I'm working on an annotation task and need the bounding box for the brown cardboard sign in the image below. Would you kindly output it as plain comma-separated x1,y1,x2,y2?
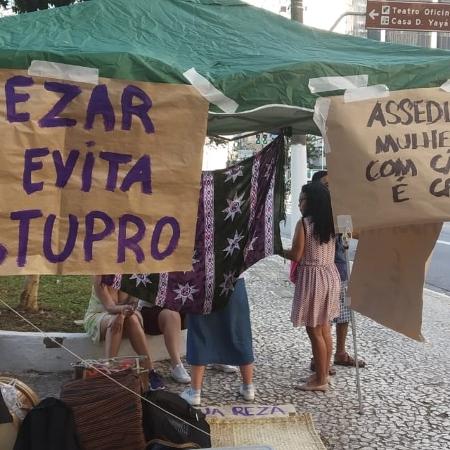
366,0,450,32
324,87,450,232
348,222,442,341
0,69,208,274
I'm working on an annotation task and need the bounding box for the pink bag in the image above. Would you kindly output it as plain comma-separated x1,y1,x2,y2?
289,260,299,284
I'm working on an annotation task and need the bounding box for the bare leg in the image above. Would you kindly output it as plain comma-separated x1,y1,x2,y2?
190,365,206,391
335,322,348,355
239,363,253,385
101,315,123,358
306,326,328,386
123,314,154,371
322,323,333,373
158,309,182,367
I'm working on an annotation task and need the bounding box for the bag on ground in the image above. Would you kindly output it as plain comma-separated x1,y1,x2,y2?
142,390,211,449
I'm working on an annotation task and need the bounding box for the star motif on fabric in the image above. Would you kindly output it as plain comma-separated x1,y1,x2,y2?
173,282,199,305
223,230,244,257
219,271,237,296
244,236,258,259
224,166,243,183
222,192,245,221
130,274,151,287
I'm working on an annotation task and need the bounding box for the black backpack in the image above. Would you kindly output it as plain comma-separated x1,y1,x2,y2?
13,397,81,450
142,390,211,449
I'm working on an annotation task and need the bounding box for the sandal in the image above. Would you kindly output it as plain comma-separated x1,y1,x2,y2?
334,352,366,368
309,358,336,375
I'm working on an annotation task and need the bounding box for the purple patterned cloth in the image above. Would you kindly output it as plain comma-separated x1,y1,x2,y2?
113,136,286,314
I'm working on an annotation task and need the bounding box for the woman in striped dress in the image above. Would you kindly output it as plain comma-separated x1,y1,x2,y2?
284,182,340,392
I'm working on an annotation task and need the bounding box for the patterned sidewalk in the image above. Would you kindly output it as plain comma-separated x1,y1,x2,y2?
9,255,450,449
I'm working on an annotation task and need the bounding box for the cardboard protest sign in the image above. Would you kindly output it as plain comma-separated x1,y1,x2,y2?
348,222,442,341
0,69,208,275
324,88,450,231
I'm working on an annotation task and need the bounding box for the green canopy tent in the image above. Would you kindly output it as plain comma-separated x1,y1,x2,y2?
1,0,450,135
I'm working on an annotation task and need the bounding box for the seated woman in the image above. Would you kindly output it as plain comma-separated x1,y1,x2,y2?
83,275,164,391
138,301,191,384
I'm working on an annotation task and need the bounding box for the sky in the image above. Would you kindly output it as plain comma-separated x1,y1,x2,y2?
243,0,351,33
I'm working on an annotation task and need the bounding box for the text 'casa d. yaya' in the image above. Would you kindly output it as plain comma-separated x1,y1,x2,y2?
366,1,450,32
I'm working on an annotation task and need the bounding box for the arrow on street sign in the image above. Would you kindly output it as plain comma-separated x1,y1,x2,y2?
368,9,379,20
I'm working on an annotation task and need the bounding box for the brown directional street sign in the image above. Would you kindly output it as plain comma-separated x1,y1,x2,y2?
366,0,450,32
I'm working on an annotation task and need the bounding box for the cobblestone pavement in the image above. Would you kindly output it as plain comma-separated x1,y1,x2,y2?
7,256,450,450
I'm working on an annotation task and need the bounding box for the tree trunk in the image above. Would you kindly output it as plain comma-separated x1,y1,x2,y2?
19,275,40,312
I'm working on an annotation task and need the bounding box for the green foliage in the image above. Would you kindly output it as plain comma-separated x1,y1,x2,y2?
306,134,323,167
0,0,88,13
0,275,92,331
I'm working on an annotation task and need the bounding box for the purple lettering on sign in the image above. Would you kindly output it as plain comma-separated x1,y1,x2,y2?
5,76,34,123
0,244,8,265
231,406,246,416
120,155,152,194
117,214,145,263
10,209,43,267
23,147,50,194
121,85,155,134
256,407,269,416
244,407,255,416
84,210,115,261
99,151,132,192
43,214,78,263
210,408,225,417
85,84,115,132
270,406,285,415
81,152,95,192
39,81,81,128
53,150,80,188
150,216,180,261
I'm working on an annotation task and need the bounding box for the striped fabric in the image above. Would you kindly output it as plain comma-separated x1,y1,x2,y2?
61,371,145,450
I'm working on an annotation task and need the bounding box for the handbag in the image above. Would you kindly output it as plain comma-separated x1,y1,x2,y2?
61,370,146,450
289,260,299,284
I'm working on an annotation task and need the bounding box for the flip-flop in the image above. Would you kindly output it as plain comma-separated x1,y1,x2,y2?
334,353,366,368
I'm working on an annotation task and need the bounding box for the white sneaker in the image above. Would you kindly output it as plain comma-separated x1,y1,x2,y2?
180,387,201,406
239,383,255,401
170,364,191,384
211,364,239,373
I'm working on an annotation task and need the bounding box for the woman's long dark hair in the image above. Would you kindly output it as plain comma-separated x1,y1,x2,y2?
301,182,335,244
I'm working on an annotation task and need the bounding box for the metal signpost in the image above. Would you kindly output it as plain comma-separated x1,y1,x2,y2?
366,0,450,32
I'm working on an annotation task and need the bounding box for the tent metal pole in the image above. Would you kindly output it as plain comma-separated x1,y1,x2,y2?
349,308,364,415
344,239,364,415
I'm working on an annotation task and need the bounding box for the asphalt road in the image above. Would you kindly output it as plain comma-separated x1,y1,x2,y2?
427,222,450,295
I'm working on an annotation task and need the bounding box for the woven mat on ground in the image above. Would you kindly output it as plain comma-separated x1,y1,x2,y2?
208,413,326,450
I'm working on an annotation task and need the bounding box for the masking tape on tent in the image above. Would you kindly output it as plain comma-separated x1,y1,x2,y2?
28,60,99,84
183,68,238,114
344,84,389,103
440,80,450,92
337,214,353,234
308,75,368,94
313,97,331,153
